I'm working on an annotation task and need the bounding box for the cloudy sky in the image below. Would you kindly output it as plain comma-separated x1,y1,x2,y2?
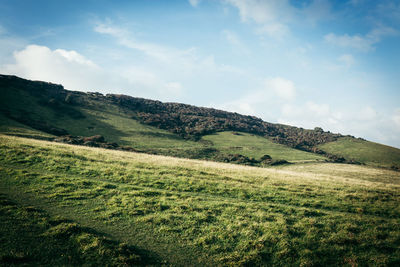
1,0,399,147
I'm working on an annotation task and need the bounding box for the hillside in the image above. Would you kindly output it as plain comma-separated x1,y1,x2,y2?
0,74,330,163
1,135,399,265
319,137,400,170
1,74,399,169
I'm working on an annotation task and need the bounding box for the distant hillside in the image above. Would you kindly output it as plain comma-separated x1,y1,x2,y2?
319,137,400,170
0,74,342,149
1,74,399,169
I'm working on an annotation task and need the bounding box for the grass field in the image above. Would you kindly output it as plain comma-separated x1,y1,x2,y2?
202,131,325,162
1,134,399,266
319,137,400,169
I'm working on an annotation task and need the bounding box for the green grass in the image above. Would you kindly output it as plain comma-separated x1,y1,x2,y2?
57,106,204,152
319,137,400,169
0,194,156,266
202,131,326,162
1,135,400,266
0,113,53,140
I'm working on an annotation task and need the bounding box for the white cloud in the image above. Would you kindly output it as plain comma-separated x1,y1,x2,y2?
324,33,373,52
216,76,296,119
217,100,256,116
324,26,398,52
95,21,230,74
306,101,330,117
254,23,289,40
338,54,355,67
93,20,245,84
265,77,296,101
223,30,241,46
393,108,400,129
165,82,183,96
0,45,104,91
225,0,292,24
94,22,186,62
0,44,186,101
188,0,200,7
224,0,293,40
54,49,97,67
222,30,249,53
357,106,378,121
278,101,337,130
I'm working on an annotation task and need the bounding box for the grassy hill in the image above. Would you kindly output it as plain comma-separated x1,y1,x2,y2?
1,135,399,266
0,74,336,165
319,137,400,169
2,74,399,169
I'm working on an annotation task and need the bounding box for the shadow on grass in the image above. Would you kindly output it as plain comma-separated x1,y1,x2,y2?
0,194,163,266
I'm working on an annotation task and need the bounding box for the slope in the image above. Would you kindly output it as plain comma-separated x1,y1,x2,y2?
319,137,400,169
0,74,331,164
1,135,399,266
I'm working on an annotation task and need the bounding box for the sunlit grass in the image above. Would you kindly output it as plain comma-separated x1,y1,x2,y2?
320,137,400,169
1,134,399,266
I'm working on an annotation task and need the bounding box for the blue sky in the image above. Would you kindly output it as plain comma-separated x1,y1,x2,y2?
1,0,399,147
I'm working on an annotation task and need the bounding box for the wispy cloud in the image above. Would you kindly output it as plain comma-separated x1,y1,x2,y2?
224,0,293,40
224,0,333,39
222,30,249,53
254,23,289,40
94,20,244,77
324,25,398,52
338,54,355,67
188,0,201,8
94,22,185,62
224,0,292,24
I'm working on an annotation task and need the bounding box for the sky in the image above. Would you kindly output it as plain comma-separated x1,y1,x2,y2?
0,0,399,148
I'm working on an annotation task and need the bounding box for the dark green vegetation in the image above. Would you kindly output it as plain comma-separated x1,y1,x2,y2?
1,135,400,266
